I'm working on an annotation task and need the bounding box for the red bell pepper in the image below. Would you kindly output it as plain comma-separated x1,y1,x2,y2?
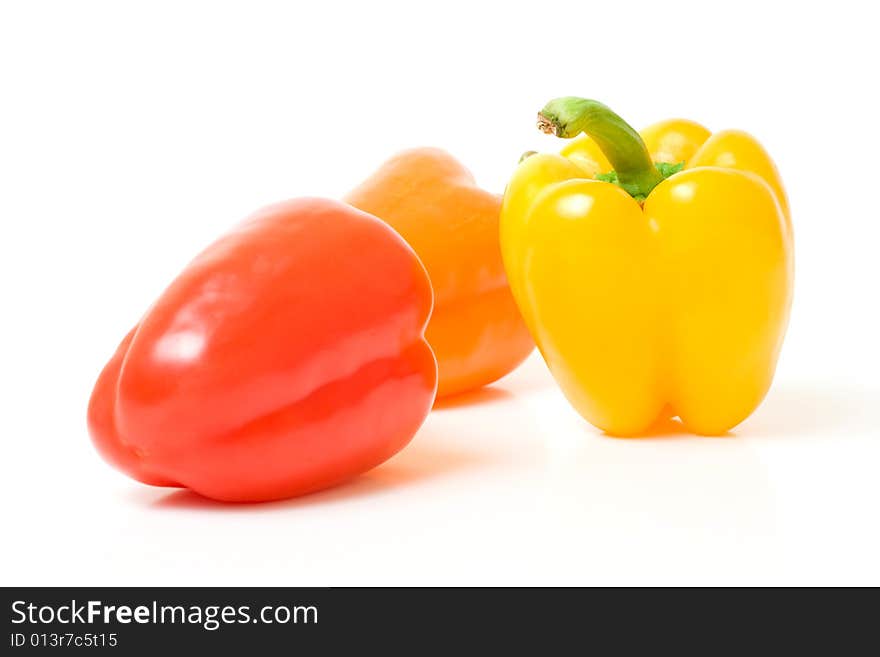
88,198,437,502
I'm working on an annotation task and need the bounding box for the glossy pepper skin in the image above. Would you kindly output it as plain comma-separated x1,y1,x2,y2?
346,148,534,398
88,198,437,502
501,98,793,436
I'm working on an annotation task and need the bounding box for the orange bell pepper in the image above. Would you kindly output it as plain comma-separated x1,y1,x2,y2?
346,148,534,398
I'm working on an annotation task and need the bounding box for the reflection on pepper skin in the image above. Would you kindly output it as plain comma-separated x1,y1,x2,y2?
88,198,437,502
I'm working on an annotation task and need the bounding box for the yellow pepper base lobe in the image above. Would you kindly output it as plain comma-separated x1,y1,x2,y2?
521,179,666,436
502,126,793,436
644,168,791,435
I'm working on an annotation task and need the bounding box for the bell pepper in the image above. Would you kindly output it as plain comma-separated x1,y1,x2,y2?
87,198,437,502
346,148,534,398
500,97,793,436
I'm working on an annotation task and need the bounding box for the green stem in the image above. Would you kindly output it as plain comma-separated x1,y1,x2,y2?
537,97,663,199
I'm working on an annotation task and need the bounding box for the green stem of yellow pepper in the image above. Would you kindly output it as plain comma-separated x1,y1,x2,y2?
537,97,664,199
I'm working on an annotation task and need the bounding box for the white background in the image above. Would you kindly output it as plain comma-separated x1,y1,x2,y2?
2,1,878,585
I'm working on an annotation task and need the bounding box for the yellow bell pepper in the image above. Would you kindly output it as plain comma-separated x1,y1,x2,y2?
500,97,793,436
